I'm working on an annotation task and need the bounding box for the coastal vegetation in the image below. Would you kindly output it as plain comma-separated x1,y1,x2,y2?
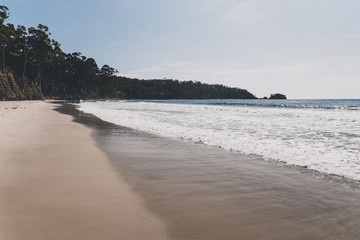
0,5,258,100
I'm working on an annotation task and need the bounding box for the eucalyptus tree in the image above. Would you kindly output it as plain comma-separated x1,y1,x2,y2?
27,24,52,92
0,5,10,70
15,25,31,77
99,64,118,77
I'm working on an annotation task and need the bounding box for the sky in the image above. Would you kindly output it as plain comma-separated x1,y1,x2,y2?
3,0,360,99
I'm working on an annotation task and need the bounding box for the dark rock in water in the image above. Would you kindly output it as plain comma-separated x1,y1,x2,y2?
269,93,287,99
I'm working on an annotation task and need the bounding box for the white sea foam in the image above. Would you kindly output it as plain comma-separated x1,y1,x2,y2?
78,100,360,180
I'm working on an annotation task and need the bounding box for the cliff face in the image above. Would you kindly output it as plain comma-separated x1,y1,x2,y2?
0,71,20,100
0,70,43,100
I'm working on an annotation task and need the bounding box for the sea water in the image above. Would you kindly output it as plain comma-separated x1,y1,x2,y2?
77,99,360,180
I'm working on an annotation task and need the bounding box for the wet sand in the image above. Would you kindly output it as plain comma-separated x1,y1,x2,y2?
58,104,360,240
0,101,167,240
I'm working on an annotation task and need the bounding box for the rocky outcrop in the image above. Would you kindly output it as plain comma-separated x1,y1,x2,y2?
0,70,43,100
269,93,287,99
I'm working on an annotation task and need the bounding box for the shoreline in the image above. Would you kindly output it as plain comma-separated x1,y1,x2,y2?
60,103,360,240
0,101,167,240
77,100,360,191
77,99,360,182
1,101,360,239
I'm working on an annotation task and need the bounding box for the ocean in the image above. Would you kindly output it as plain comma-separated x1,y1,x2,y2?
77,99,360,181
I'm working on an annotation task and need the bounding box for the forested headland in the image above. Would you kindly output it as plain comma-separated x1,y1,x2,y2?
0,5,257,100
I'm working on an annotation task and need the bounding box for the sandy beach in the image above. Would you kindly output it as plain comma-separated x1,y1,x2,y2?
0,101,167,240
1,101,360,240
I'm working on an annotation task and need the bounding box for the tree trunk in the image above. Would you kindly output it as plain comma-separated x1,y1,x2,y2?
35,64,42,95
22,53,28,77
39,77,42,94
35,63,40,85
2,45,5,71
22,42,28,77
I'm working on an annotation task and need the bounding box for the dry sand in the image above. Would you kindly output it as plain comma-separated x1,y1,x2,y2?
0,101,167,240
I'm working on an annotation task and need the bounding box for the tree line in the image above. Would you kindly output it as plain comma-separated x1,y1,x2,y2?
0,5,257,100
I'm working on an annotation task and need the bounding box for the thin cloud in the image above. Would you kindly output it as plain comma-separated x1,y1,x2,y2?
315,34,360,40
222,0,268,27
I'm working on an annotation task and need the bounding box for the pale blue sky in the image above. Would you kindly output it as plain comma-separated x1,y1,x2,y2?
3,0,360,98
